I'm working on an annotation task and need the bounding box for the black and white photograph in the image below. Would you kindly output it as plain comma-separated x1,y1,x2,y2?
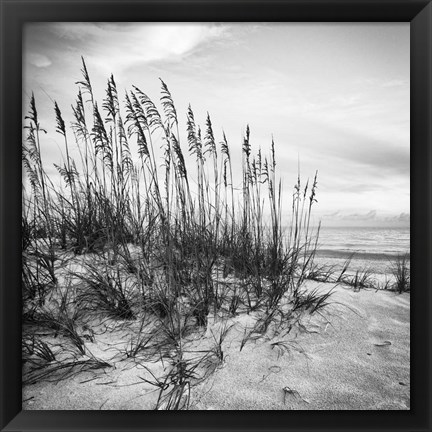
21,22,410,410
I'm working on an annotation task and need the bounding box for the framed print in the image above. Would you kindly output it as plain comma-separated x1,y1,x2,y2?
1,0,431,431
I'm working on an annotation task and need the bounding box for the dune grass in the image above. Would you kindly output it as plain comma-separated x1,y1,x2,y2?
22,58,328,409
305,251,410,294
389,253,410,293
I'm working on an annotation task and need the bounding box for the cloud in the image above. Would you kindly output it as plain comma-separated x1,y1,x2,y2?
385,212,410,223
27,53,51,68
320,210,378,221
344,210,377,220
298,120,409,179
398,212,410,221
322,210,377,221
48,23,229,74
323,210,342,218
319,209,410,227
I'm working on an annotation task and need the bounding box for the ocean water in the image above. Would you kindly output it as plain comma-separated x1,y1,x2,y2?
313,226,410,276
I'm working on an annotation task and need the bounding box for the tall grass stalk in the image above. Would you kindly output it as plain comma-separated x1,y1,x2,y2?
22,60,324,397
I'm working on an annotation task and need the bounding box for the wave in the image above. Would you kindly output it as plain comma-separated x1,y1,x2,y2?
316,249,410,261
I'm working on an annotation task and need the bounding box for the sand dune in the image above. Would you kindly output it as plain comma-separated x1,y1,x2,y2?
23,281,409,410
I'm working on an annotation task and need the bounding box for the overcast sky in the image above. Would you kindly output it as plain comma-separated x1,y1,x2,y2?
23,23,410,227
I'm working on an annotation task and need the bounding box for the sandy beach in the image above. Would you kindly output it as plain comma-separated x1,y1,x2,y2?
22,281,410,410
20,36,410,412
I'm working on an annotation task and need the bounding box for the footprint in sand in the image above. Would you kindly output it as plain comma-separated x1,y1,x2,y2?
373,340,392,347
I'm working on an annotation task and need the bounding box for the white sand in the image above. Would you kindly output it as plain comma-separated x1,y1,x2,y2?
23,281,410,410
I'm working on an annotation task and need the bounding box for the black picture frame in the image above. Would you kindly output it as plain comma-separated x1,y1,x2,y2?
1,1,430,431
